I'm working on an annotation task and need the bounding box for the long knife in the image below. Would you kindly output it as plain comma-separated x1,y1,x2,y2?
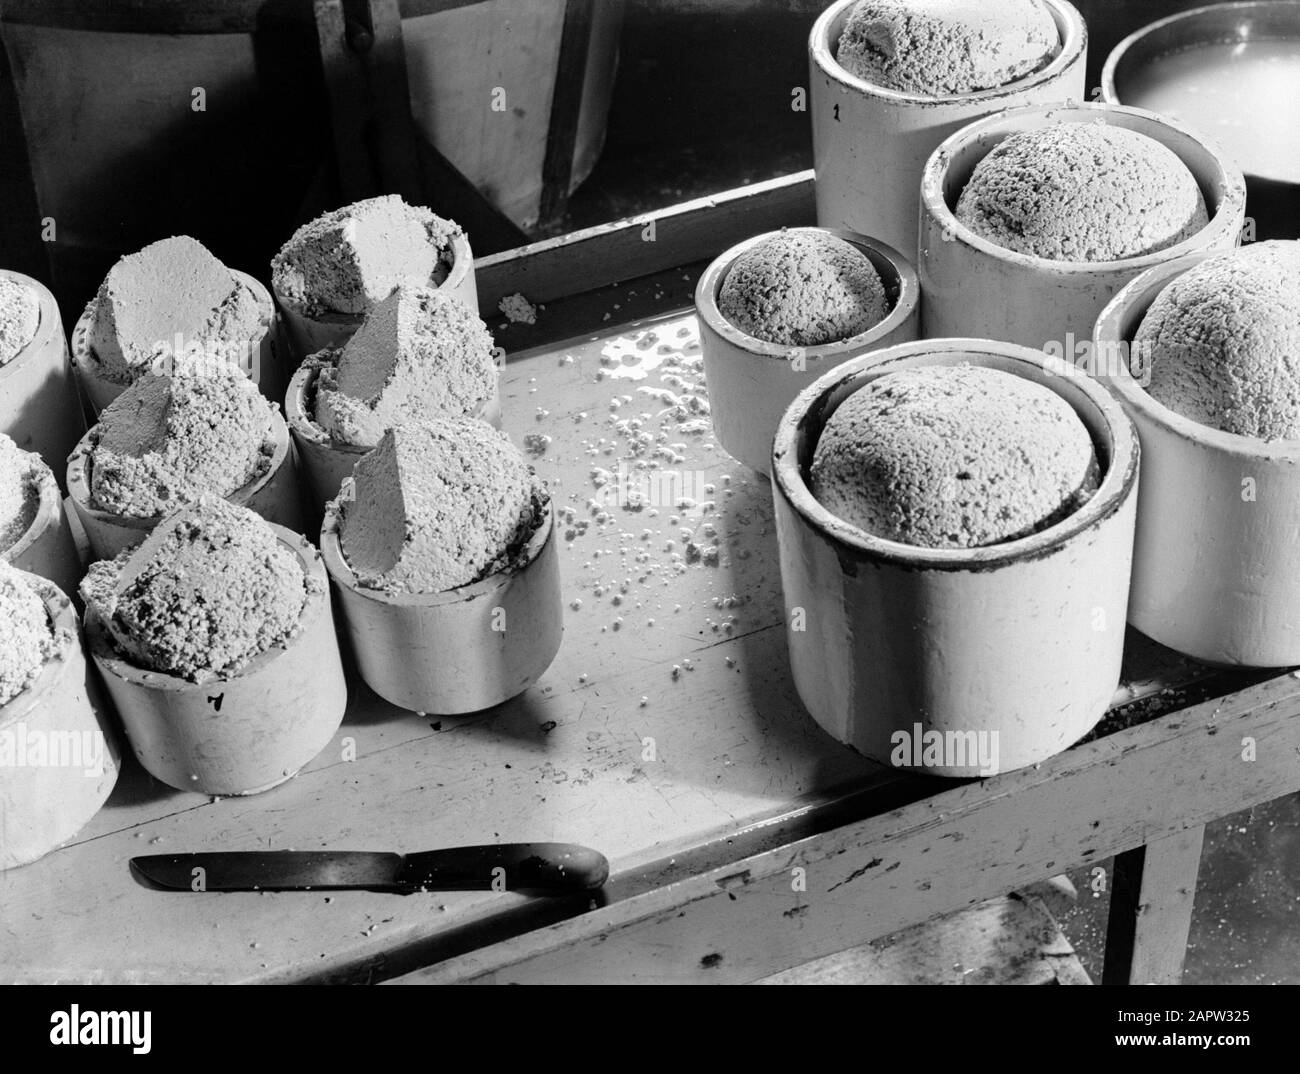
131,843,608,896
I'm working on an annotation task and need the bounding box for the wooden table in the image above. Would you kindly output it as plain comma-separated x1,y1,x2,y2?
4,173,1298,985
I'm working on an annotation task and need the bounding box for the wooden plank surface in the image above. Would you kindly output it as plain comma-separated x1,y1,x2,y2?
1103,825,1206,985
0,300,1232,984
756,884,1090,986
0,310,860,983
391,672,1300,984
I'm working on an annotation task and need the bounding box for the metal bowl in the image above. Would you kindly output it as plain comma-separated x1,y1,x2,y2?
1102,1,1300,237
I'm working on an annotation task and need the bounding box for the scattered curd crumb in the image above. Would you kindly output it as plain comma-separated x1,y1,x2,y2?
499,292,537,325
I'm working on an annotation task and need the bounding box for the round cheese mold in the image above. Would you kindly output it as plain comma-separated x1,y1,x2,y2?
82,496,346,795
271,195,478,360
918,102,1247,349
808,0,1087,257
772,337,1138,776
717,229,889,347
0,565,120,869
67,365,302,562
0,269,86,484
0,434,80,600
71,237,282,415
695,227,920,475
1136,240,1300,440
321,419,560,715
1095,248,1300,666
285,287,501,519
810,363,1099,548
954,123,1208,261
837,0,1060,96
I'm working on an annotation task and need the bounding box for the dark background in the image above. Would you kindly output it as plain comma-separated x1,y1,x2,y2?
559,0,1209,231
0,0,1228,315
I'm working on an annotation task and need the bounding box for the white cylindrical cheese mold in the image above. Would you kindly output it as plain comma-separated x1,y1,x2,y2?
0,270,86,485
809,0,1087,260
321,489,562,716
84,526,346,796
1095,253,1300,666
695,227,920,475
66,409,304,562
273,230,477,363
0,574,120,870
284,356,501,523
70,270,286,417
918,102,1247,348
3,462,82,601
772,338,1139,777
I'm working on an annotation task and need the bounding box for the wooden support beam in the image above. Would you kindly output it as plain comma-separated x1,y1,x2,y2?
390,674,1299,984
361,0,424,204
537,0,594,227
314,0,373,201
314,0,423,204
1102,825,1206,985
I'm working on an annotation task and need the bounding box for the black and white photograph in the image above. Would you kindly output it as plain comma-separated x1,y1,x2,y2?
0,0,1298,1025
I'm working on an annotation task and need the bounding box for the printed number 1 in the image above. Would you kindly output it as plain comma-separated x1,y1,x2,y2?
833,103,840,121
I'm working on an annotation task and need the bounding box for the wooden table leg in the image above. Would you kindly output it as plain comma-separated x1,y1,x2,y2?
1102,824,1206,985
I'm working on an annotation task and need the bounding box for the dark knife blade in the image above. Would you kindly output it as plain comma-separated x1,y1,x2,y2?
396,843,608,894
132,851,407,893
131,843,608,896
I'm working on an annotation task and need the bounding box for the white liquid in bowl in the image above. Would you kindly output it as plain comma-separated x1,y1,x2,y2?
1125,39,1300,183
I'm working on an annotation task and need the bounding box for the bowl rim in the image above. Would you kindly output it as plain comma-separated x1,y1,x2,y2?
694,226,920,360
809,0,1087,105
320,488,555,608
66,404,293,530
919,100,1248,274
1093,243,1300,462
771,337,1141,570
1101,0,1300,106
83,522,328,690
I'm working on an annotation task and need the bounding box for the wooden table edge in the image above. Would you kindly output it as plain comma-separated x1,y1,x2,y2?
386,670,1300,984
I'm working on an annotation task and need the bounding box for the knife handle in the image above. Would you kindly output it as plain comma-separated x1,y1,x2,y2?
400,843,609,896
